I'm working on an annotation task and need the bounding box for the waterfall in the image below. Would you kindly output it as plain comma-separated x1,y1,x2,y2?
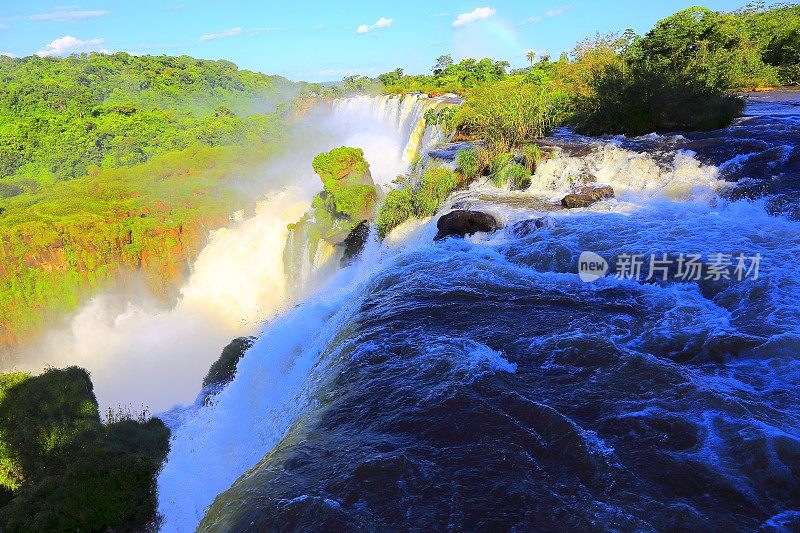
331,94,449,167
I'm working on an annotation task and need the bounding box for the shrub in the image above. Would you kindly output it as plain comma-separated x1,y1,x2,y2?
454,148,479,180
522,144,543,174
0,367,170,532
415,167,459,217
476,147,495,176
490,152,515,176
574,63,746,135
376,187,415,239
503,164,532,190
453,76,567,151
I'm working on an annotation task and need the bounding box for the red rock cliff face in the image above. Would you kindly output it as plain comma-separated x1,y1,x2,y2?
0,212,228,353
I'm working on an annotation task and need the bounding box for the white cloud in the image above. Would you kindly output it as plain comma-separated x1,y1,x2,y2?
355,17,393,35
452,7,495,28
30,9,110,22
0,52,15,57
525,5,572,24
35,35,109,57
199,27,242,42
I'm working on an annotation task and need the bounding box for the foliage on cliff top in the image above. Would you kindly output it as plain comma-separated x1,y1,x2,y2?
0,367,169,531
371,4,798,138
376,167,460,238
0,53,298,182
311,147,377,222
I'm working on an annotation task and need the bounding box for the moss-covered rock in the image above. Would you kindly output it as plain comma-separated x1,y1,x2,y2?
0,367,170,532
311,146,377,222
203,336,256,389
285,147,379,278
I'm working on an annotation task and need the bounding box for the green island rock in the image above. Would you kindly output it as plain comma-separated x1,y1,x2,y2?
285,147,379,275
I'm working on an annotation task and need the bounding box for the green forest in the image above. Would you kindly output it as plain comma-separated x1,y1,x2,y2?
0,54,302,348
373,4,800,134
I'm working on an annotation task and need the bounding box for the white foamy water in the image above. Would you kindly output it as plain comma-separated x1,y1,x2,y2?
530,143,724,202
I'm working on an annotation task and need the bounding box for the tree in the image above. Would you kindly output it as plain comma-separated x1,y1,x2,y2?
433,54,453,75
526,51,536,66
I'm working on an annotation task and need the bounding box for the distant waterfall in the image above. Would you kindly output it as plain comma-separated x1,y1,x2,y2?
331,94,448,167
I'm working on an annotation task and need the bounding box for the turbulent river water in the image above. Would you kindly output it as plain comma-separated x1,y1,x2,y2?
154,92,799,531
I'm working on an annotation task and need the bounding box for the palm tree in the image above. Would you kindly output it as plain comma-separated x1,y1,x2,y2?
526,51,536,67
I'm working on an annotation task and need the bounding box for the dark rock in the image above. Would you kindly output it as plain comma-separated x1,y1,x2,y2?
341,221,370,266
561,185,615,208
202,336,256,389
508,217,547,237
434,210,499,241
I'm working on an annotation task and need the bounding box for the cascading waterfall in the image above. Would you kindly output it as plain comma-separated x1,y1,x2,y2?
12,190,312,414
331,94,448,166
157,95,451,531
8,92,448,418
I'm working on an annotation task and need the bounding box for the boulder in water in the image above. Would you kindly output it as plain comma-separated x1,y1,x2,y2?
561,185,615,208
434,210,499,241
203,336,256,390
341,221,370,266
508,217,547,237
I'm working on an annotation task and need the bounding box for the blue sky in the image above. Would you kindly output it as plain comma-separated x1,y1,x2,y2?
1,1,750,81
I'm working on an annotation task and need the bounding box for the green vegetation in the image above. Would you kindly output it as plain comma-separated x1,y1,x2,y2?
522,144,543,174
374,4,799,137
380,56,510,95
0,53,299,348
376,188,415,239
494,163,531,190
453,76,568,150
286,147,378,267
376,167,460,238
0,53,297,182
415,167,460,217
0,367,169,531
454,148,480,180
311,147,377,222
